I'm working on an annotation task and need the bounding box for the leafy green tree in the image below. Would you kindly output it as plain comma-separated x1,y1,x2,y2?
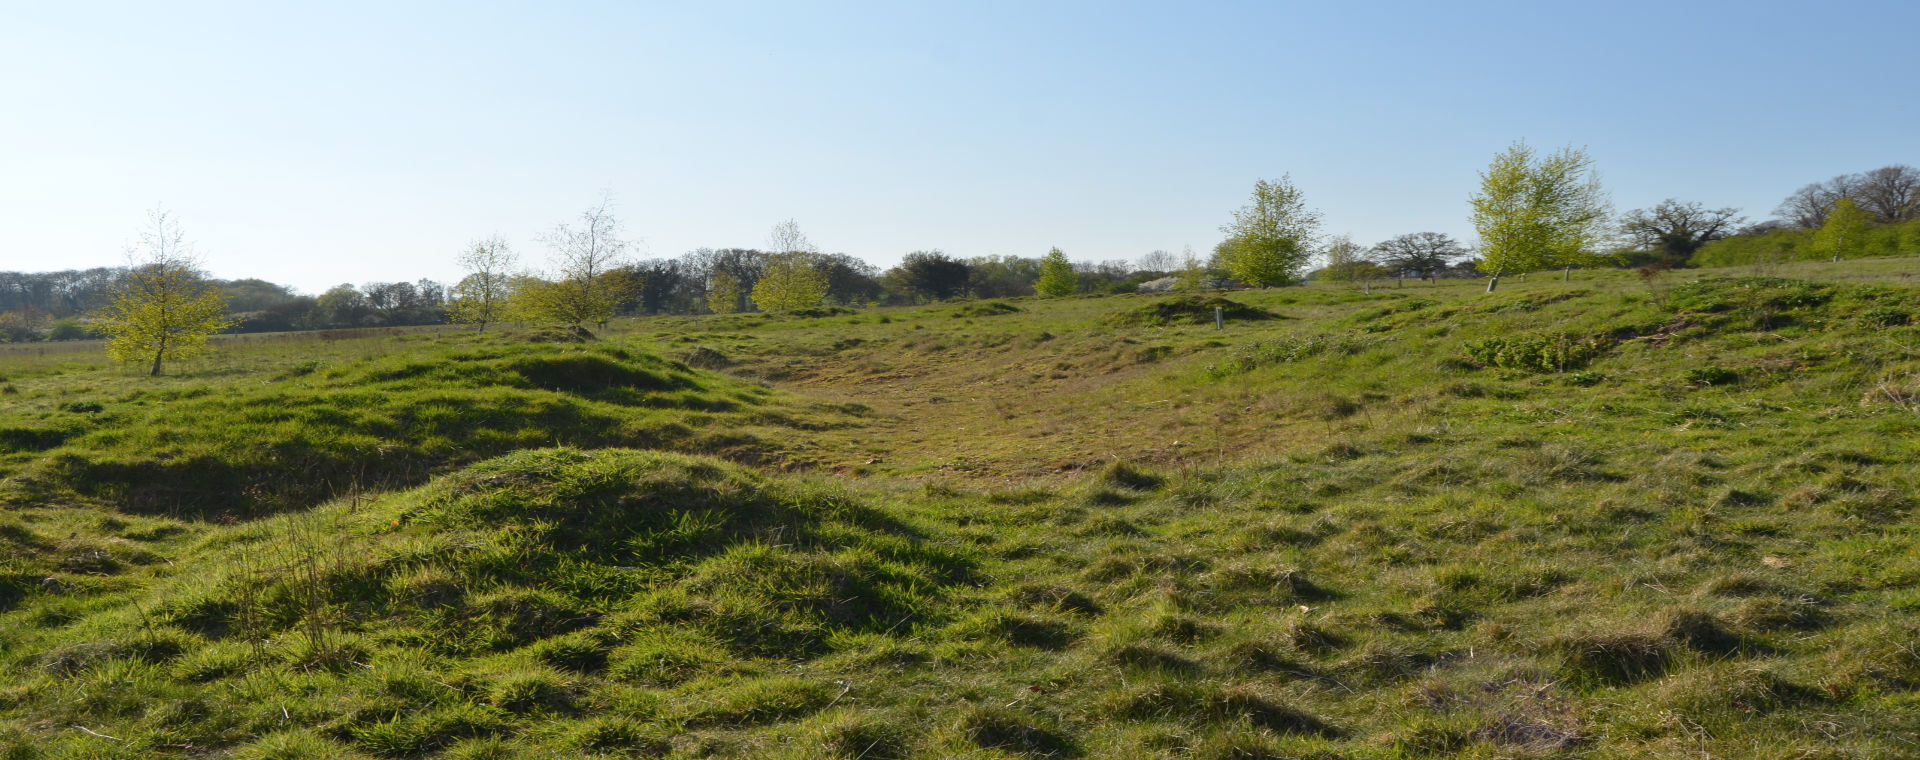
48,318,93,341
752,252,828,312
1470,142,1610,290
448,235,518,333
1035,247,1076,297
706,270,743,314
97,209,234,376
889,251,970,301
1218,176,1321,287
1813,197,1873,262
532,196,630,328
751,220,829,313
965,254,1041,298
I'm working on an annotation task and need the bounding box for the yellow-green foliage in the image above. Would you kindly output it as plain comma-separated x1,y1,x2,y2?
1693,216,1920,267
97,260,234,376
1035,247,1076,297
707,270,743,314
1813,197,1875,260
1462,332,1610,373
1471,141,1609,277
751,252,829,313
1218,176,1320,286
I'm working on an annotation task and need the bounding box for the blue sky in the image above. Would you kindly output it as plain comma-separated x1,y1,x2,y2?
2,1,1915,293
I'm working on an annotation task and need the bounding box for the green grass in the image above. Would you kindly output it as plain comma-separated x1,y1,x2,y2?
3,259,1919,757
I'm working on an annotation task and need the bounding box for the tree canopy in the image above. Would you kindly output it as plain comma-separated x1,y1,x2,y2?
1812,197,1873,261
1470,142,1610,285
97,210,234,376
1035,248,1076,297
1371,232,1469,280
1217,176,1321,287
1617,199,1743,264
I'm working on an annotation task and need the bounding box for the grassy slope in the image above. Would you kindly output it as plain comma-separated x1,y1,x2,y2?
3,258,1919,759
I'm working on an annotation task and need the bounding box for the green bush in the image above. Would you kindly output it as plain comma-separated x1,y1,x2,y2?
1462,333,1610,373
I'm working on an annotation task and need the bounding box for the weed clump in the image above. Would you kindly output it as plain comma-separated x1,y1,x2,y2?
1552,630,1670,687
1462,332,1610,373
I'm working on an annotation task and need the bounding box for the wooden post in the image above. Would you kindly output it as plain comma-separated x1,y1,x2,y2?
1214,306,1224,330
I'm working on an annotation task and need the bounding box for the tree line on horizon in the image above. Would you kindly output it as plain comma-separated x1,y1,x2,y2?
5,156,1916,349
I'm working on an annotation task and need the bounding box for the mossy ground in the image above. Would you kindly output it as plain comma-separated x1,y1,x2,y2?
3,257,1919,758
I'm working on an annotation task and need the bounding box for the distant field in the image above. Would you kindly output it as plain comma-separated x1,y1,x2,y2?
3,258,1918,759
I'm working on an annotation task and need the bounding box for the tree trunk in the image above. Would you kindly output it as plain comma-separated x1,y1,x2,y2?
1563,265,1572,281
149,352,164,376
1486,276,1499,293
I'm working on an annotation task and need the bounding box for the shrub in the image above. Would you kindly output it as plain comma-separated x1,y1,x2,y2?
1462,333,1610,373
1683,366,1739,386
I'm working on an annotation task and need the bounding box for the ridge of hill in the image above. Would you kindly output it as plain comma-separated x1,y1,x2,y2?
2,259,1918,758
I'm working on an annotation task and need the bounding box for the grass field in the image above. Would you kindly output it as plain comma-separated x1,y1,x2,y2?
3,258,1918,758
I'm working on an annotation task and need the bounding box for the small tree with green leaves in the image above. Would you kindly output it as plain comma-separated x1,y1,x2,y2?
1812,197,1873,262
533,196,630,327
752,252,827,312
98,209,234,376
751,219,829,313
1319,235,1387,291
1035,247,1076,296
1471,141,1610,291
706,270,743,314
1218,176,1321,287
448,235,518,333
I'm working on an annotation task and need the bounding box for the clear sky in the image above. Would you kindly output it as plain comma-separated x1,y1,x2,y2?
3,1,1915,293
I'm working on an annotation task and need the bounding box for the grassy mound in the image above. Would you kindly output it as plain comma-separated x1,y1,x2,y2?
1103,294,1277,326
0,341,811,519
950,301,1022,318
6,262,1920,757
0,448,972,758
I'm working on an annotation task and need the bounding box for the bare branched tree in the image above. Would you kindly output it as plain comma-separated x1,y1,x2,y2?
1617,199,1744,263
1370,232,1470,281
1856,164,1920,223
767,218,817,256
1774,174,1864,229
1136,249,1178,273
531,194,631,328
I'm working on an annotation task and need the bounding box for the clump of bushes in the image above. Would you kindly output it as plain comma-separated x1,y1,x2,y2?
1463,333,1610,373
